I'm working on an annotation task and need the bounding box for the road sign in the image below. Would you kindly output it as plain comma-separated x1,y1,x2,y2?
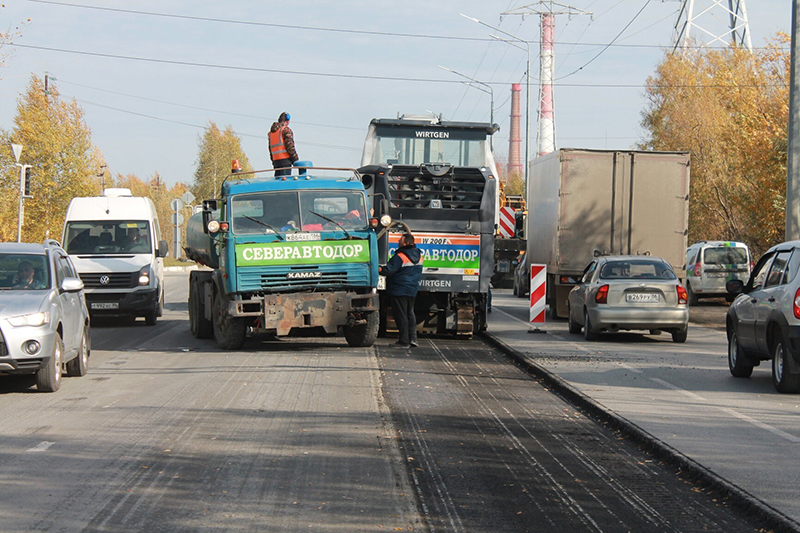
170,198,184,211
529,264,547,326
11,144,22,164
181,191,195,205
171,212,184,225
499,207,515,238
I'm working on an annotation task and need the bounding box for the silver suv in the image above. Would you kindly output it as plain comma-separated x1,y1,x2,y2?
726,240,800,393
0,240,90,392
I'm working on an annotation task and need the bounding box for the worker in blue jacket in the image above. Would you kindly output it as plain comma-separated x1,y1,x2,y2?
380,233,423,348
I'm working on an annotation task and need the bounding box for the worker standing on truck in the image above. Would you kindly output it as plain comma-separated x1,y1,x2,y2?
268,112,299,177
380,233,423,348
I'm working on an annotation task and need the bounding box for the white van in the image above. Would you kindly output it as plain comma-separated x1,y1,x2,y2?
684,240,751,304
62,189,168,325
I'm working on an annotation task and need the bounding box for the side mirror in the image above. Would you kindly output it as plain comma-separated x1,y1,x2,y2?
726,279,744,295
61,277,84,293
202,199,219,235
157,240,169,258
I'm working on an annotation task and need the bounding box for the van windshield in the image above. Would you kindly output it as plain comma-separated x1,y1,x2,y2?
64,221,152,255
703,247,748,265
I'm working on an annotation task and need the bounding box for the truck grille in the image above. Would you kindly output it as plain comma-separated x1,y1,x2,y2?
238,264,370,293
387,165,486,210
80,272,139,289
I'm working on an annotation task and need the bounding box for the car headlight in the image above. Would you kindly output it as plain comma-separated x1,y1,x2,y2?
139,265,151,286
8,311,50,327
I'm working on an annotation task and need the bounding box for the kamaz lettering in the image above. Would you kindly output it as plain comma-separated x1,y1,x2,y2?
287,271,322,279
415,131,450,139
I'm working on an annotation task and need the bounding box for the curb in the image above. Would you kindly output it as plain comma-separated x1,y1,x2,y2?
482,330,800,533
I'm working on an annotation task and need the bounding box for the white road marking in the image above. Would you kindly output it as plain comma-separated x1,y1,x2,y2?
26,441,55,452
650,377,800,443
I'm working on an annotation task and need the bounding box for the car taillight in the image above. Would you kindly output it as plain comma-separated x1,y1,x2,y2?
677,285,688,305
596,284,609,304
695,262,702,276
750,261,754,271
794,288,800,319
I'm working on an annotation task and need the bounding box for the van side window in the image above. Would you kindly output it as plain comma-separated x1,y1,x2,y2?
686,250,697,270
765,251,792,288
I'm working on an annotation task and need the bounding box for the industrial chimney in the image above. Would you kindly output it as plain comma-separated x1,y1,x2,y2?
508,83,523,179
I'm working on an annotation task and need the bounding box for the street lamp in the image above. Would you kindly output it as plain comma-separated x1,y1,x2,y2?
461,14,531,197
11,143,31,243
438,65,495,150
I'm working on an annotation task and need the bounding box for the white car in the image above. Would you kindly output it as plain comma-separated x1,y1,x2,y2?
0,240,90,392
685,241,751,304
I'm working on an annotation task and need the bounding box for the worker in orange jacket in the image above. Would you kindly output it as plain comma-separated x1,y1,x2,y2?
268,112,299,177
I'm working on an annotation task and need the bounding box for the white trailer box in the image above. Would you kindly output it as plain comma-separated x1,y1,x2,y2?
527,149,690,318
62,189,169,325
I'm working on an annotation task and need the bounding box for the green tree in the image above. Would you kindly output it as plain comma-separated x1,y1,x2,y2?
192,122,251,202
640,36,789,257
0,75,98,242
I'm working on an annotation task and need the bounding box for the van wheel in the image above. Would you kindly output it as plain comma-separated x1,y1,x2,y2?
145,308,158,326
772,336,800,393
686,283,699,306
157,287,164,317
37,335,63,392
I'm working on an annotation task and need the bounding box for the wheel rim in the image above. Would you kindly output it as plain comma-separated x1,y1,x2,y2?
774,343,784,382
729,333,738,367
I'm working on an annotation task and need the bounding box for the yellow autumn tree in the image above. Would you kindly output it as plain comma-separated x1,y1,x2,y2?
0,75,98,242
640,36,789,256
192,122,252,202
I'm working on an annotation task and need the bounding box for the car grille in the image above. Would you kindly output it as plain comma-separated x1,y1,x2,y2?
238,264,370,292
80,272,138,289
387,165,487,210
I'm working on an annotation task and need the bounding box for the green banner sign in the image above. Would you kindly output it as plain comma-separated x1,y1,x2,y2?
236,240,370,267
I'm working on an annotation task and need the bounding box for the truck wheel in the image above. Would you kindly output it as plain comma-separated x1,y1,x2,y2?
190,280,213,339
344,312,379,347
37,335,63,392
212,291,246,350
772,335,800,393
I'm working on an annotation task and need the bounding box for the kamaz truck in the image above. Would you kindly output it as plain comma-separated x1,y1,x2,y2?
184,164,387,349
359,114,498,337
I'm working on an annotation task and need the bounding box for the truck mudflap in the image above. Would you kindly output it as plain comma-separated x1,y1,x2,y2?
230,291,378,337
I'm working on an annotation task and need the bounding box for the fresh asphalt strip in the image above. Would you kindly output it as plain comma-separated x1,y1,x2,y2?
481,330,800,533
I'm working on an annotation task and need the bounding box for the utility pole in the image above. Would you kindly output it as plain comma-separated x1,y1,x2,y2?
788,0,800,240
672,0,752,52
501,2,592,158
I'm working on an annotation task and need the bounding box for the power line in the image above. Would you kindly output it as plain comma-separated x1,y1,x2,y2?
24,0,781,51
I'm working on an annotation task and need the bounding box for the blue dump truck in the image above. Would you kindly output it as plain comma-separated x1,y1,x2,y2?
359,115,498,337
184,163,389,349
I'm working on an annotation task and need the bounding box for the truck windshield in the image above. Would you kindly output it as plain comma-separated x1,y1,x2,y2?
64,221,151,255
231,190,369,234
371,135,487,166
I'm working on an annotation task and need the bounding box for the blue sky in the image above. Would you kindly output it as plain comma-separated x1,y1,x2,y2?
0,0,791,187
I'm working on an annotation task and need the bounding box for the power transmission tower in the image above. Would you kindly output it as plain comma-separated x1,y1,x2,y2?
672,0,752,52
502,2,592,158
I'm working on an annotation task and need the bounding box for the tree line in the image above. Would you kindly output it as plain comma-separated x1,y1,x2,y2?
0,75,250,252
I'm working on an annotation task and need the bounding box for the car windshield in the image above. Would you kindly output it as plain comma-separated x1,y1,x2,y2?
703,247,748,265
231,190,369,235
0,253,51,290
599,259,677,280
64,221,152,255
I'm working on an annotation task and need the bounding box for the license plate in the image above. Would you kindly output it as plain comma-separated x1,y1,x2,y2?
707,272,728,278
626,293,659,303
378,276,386,291
91,302,119,310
